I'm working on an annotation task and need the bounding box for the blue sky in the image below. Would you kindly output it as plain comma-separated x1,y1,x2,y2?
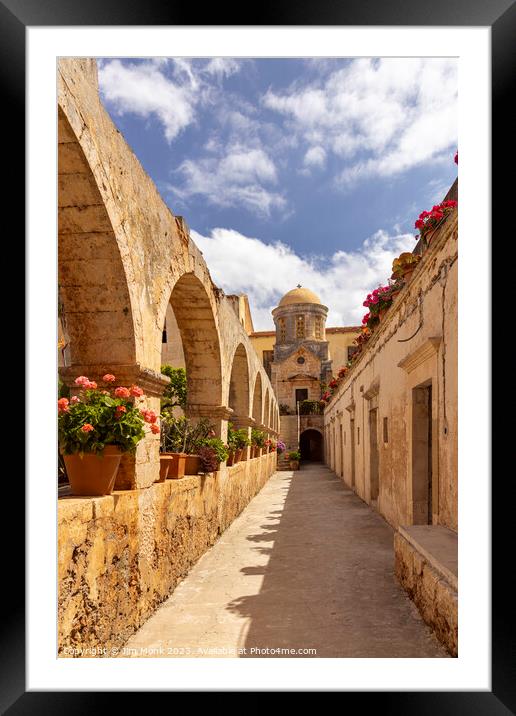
98,57,457,329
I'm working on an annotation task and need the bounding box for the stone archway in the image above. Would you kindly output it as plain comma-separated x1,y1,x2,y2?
252,373,263,426
58,107,137,370
169,273,224,431
228,343,251,420
300,428,324,462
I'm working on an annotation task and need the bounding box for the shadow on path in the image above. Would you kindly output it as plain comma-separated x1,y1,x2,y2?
226,463,447,658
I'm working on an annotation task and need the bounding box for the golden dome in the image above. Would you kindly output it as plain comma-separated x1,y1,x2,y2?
278,287,322,307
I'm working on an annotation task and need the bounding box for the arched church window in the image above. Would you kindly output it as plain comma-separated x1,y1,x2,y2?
296,315,305,339
278,318,286,342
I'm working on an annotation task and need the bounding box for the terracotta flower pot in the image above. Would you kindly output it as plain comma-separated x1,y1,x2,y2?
163,452,187,479
378,308,387,321
158,454,174,482
227,450,236,467
235,447,243,463
239,448,248,462
403,268,415,282
63,446,122,496
289,460,300,471
184,454,201,475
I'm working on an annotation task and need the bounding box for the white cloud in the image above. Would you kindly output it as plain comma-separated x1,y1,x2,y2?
303,146,327,169
191,226,415,330
98,59,197,142
204,58,241,79
263,58,457,186
168,146,286,218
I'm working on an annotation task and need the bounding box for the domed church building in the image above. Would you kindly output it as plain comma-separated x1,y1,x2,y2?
250,286,361,460
271,286,333,410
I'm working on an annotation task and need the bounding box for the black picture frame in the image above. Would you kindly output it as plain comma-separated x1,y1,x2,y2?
5,0,507,709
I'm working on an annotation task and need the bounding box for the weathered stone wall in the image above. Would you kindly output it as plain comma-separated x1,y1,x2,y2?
58,452,277,656
394,530,457,656
323,210,458,532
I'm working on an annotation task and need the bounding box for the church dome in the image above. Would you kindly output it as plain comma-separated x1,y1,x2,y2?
278,287,322,307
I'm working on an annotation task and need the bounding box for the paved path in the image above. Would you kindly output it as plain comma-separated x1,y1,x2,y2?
122,464,448,658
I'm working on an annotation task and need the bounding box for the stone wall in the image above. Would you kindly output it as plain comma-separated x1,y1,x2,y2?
394,529,458,656
58,452,277,656
323,207,458,532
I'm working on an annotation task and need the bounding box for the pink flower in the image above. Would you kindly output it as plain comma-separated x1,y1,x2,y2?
454,150,458,164
150,423,160,435
58,397,69,414
114,387,131,399
115,406,127,419
81,423,94,433
84,380,97,390
103,373,116,382
129,384,144,397
75,376,90,387
140,409,157,424
70,396,80,404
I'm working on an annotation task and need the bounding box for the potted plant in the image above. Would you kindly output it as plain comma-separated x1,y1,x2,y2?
160,415,216,478
58,373,155,496
226,423,239,466
391,252,421,284
227,425,250,464
197,438,229,472
235,428,251,461
414,199,457,248
276,440,286,455
288,450,301,470
251,428,266,457
159,414,188,479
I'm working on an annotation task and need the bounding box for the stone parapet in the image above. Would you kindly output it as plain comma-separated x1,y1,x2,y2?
58,451,277,655
394,526,458,656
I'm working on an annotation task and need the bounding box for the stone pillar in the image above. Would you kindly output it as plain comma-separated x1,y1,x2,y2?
59,363,171,490
186,403,233,443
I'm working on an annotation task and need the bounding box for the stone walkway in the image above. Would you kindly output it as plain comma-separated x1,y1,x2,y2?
122,464,448,658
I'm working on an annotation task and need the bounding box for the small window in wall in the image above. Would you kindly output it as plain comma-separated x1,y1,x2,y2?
162,321,167,344
357,427,360,445
296,315,305,339
383,417,389,443
278,317,286,342
295,388,309,404
315,316,323,339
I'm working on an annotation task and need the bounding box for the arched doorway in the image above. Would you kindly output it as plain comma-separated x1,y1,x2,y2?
300,429,323,462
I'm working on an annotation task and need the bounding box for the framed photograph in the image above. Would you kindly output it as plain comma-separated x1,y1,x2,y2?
5,0,507,707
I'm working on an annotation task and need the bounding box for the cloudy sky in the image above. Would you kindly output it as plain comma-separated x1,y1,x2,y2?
98,57,458,329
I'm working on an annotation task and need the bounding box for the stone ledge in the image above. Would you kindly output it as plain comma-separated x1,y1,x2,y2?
394,526,458,656
398,525,457,590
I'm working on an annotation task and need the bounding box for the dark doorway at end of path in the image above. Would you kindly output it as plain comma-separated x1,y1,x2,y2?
300,429,323,462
